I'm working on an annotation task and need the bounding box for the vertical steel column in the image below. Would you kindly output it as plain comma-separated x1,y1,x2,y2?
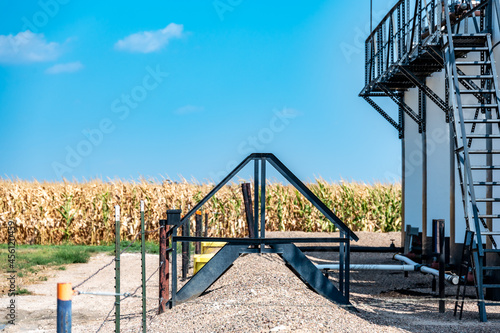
339,231,345,296
254,159,260,239
448,111,461,264
260,157,266,240
345,237,350,302
171,227,177,307
420,87,429,257
400,96,406,247
140,201,146,332
114,205,120,333
158,218,167,314
195,211,202,254
436,219,445,313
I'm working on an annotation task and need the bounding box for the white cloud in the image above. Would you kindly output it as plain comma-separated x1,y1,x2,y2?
0,31,61,64
114,23,184,53
45,61,83,74
174,105,204,115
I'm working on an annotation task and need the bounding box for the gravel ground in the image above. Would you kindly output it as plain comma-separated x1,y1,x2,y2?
2,231,500,332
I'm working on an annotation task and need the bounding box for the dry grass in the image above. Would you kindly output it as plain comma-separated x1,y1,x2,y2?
0,179,401,245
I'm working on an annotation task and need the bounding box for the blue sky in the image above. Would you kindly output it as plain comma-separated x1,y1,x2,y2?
0,0,401,183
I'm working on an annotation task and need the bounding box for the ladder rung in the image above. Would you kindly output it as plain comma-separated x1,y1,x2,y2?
484,249,500,253
483,302,500,306
457,75,493,79
455,47,489,51
462,104,498,108
483,266,500,270
456,61,491,66
482,284,500,288
459,89,495,94
470,165,500,170
479,231,500,235
478,214,500,218
471,166,500,170
473,181,500,185
464,119,500,123
475,198,500,202
467,135,500,139
452,33,489,37
468,150,500,154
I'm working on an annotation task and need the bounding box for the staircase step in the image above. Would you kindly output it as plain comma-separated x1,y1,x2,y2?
478,214,500,218
483,266,500,270
456,61,491,66
471,166,500,170
464,119,500,123
473,181,500,185
475,198,500,202
467,135,500,139
457,75,493,79
455,47,489,51
468,150,500,154
459,89,495,94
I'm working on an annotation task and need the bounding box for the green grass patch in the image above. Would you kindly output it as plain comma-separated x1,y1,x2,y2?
0,240,159,294
16,287,31,295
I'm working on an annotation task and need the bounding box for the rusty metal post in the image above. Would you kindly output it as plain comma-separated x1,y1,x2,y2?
204,212,208,237
182,219,189,280
158,218,168,314
241,183,255,238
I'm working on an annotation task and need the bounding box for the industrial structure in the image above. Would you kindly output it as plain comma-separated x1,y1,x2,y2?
165,154,357,309
360,0,500,320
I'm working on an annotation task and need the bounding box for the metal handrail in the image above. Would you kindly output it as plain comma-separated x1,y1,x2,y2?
364,0,491,89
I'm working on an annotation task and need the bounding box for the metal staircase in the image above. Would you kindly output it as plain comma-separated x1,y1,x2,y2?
443,4,500,321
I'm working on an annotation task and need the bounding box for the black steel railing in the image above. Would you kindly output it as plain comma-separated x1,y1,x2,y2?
364,0,491,88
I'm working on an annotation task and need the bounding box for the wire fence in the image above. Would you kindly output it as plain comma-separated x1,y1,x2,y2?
70,203,166,333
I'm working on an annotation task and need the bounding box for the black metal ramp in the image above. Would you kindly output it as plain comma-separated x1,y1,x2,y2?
174,244,247,304
274,243,349,305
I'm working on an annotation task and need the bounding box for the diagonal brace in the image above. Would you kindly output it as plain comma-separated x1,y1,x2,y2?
361,96,401,131
398,65,450,113
376,84,422,125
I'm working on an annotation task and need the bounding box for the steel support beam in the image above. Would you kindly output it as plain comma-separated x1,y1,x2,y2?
274,243,350,305
174,244,246,304
398,65,450,113
361,96,401,131
377,84,422,125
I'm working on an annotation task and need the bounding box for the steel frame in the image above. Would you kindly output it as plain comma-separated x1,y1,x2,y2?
166,153,357,309
360,0,500,322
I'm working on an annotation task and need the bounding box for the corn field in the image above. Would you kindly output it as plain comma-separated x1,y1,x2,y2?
0,179,401,245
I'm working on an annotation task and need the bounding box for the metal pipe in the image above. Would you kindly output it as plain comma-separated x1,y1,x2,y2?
297,246,403,253
317,255,459,285
394,254,459,284
316,264,417,271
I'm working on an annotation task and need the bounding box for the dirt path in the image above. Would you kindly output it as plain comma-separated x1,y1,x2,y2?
1,232,500,332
